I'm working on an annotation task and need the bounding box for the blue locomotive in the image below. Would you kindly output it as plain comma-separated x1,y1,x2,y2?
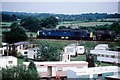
37,29,92,40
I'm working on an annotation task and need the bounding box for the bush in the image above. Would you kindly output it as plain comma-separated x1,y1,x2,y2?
1,65,39,80
17,52,24,59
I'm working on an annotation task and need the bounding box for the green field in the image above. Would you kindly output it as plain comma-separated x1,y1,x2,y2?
57,18,120,29
1,22,12,27
57,21,113,29
26,32,37,38
97,18,120,22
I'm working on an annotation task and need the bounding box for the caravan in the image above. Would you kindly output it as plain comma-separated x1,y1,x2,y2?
64,44,85,56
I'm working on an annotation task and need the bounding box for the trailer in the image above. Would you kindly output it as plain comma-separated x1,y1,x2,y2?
67,66,119,79
23,61,88,78
0,56,17,68
90,44,120,64
94,44,109,50
90,50,120,64
64,44,85,56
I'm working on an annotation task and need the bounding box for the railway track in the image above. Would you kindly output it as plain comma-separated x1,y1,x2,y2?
33,38,115,43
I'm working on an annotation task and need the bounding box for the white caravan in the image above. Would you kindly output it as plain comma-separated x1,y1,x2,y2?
64,44,85,56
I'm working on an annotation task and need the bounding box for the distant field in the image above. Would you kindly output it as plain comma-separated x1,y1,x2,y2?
57,21,113,29
26,32,37,38
97,18,120,22
1,22,12,27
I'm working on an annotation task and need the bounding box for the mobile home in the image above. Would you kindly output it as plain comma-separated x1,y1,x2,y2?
67,66,119,79
0,56,17,68
94,44,109,50
90,50,120,64
90,44,120,64
64,44,85,56
23,61,88,78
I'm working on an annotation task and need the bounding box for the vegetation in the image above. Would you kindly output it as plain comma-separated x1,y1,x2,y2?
30,40,66,61
1,13,17,22
2,11,120,22
2,22,28,44
40,16,58,29
20,16,58,32
20,17,41,32
1,65,39,80
28,61,37,71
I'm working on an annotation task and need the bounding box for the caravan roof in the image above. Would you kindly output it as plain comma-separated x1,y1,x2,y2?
95,44,109,50
68,66,119,75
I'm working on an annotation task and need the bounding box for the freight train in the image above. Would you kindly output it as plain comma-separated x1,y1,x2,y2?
37,29,116,41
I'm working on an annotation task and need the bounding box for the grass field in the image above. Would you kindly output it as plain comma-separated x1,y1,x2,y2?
57,21,113,29
26,31,37,38
1,22,12,27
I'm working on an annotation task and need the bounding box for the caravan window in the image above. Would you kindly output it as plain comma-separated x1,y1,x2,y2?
8,61,13,64
57,67,62,71
106,55,108,57
98,54,100,56
111,55,115,58
24,52,28,54
79,48,83,50
102,54,104,57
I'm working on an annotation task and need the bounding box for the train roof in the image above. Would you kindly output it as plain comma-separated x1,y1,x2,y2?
39,29,90,33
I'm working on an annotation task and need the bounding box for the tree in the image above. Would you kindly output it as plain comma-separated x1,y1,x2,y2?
111,22,120,35
86,54,95,67
28,61,37,71
40,16,59,29
58,26,68,29
35,40,65,61
1,65,39,80
2,13,16,22
2,22,28,44
20,17,41,32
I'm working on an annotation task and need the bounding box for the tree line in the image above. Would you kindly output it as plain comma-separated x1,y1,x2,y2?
2,11,120,22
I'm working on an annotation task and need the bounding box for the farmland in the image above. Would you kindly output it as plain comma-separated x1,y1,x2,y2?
57,21,113,29
57,18,119,29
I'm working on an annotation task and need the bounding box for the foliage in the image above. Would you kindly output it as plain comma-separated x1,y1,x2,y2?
2,11,120,22
17,52,24,59
86,54,95,67
20,16,58,32
28,61,37,71
20,17,41,32
1,65,39,80
40,16,58,28
111,22,120,35
30,40,66,61
1,13,17,22
2,22,28,43
58,26,71,29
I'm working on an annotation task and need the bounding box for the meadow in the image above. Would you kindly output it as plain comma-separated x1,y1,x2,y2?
57,18,119,29
57,21,113,29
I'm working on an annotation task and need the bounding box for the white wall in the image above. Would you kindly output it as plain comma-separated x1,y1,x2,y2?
0,56,17,68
